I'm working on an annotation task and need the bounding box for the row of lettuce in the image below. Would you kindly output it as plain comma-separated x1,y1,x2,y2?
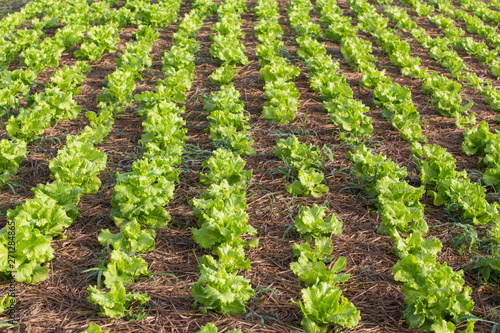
253,0,363,330
0,0,188,320
0,0,181,194
385,0,500,27
274,134,361,332
487,0,500,12
87,0,222,319
375,0,500,282
285,0,500,331
430,0,500,50
392,0,500,114
0,0,180,284
380,0,500,189
333,0,500,263
354,1,477,129
189,0,258,317
361,0,500,254
254,0,300,124
81,0,499,330
0,0,105,192
347,0,500,254
1,0,343,330
81,321,244,333
295,0,470,328
1,0,498,331
3,0,258,325
251,0,362,331
190,0,359,330
425,7,500,77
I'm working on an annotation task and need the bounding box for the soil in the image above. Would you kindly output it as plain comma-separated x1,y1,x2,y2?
0,0,499,332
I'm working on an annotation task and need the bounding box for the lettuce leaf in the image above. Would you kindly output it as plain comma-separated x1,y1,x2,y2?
292,282,361,332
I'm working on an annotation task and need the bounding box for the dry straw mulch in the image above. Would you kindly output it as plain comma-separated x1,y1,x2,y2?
0,0,499,331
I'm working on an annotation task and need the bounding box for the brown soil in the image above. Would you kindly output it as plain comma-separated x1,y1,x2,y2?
0,0,499,332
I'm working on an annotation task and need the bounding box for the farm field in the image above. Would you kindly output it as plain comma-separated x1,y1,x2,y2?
0,0,499,331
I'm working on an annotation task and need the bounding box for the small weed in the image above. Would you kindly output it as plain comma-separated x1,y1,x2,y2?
358,265,377,282
279,195,304,239
0,320,18,329
81,247,113,289
450,223,479,255
4,181,27,196
189,94,205,103
245,309,303,331
35,135,65,150
181,144,212,172
362,135,383,149
339,181,370,203
253,286,283,298
123,302,151,321
271,164,295,181
151,272,179,285
441,206,466,225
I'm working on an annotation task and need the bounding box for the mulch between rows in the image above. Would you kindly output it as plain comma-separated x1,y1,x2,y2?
0,0,499,331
